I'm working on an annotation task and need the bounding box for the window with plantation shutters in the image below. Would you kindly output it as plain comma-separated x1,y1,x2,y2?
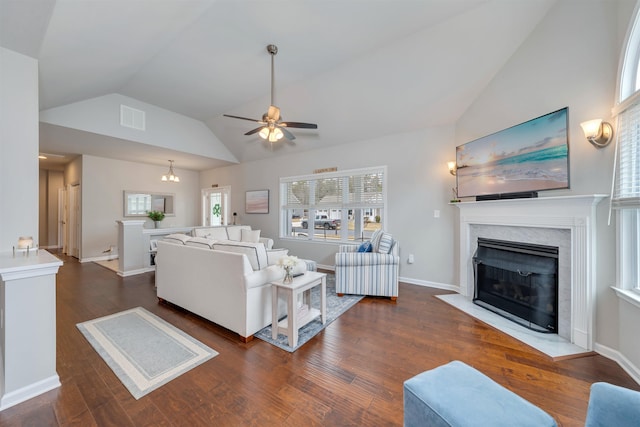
280,166,386,243
613,4,640,296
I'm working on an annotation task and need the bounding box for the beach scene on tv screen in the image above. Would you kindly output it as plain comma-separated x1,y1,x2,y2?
456,108,569,198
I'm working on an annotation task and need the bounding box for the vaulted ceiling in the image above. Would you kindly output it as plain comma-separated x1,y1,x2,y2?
1,0,557,169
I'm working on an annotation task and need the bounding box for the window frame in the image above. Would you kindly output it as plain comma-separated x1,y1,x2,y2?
279,166,387,244
614,1,640,305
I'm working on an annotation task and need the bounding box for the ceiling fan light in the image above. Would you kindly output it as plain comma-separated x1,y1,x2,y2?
274,128,284,140
259,127,270,139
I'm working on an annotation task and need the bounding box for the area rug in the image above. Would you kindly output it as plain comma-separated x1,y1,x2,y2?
77,307,218,399
255,275,363,352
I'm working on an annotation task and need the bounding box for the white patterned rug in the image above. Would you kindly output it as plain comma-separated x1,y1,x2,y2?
77,307,217,399
255,275,363,352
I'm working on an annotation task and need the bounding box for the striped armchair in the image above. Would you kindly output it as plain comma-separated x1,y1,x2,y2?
334,231,399,300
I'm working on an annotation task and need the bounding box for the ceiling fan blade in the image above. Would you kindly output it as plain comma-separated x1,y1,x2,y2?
223,114,262,123
245,126,265,136
279,126,296,141
280,122,318,129
267,105,280,121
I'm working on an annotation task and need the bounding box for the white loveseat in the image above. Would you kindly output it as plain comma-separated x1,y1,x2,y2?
155,230,306,341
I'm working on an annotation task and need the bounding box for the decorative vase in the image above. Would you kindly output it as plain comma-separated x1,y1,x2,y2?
283,266,293,284
154,221,161,229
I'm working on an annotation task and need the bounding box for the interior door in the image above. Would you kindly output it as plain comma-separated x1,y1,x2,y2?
67,184,80,258
202,187,230,226
58,187,67,250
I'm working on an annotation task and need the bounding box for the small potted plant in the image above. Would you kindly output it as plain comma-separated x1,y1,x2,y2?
147,210,165,228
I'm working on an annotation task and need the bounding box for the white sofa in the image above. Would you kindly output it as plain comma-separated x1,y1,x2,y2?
155,231,307,341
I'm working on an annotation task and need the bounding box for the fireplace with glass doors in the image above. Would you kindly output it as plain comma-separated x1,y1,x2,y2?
473,238,559,333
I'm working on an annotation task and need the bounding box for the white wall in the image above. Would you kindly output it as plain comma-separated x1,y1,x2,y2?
456,0,639,372
201,125,458,287
80,155,201,260
0,48,39,250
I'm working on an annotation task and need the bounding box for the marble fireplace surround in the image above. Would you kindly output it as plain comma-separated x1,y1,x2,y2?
455,194,606,352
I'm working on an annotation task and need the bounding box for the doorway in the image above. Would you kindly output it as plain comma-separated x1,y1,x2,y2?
202,186,230,226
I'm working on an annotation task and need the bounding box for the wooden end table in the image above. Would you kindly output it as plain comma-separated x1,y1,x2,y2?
271,271,327,348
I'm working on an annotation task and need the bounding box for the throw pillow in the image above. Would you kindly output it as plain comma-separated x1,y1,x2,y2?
241,229,261,243
266,248,289,265
163,233,191,245
357,241,373,252
227,225,250,241
370,229,383,252
378,232,394,254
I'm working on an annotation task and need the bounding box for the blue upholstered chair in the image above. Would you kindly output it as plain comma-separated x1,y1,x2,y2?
334,230,399,300
585,382,640,426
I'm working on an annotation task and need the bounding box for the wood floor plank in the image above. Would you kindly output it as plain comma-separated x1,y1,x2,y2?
4,252,639,426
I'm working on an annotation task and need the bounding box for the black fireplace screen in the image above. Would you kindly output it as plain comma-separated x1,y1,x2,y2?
473,238,559,333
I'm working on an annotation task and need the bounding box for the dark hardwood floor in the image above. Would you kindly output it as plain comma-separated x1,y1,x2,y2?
1,251,638,426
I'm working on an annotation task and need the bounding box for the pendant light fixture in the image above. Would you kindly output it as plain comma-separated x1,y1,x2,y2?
161,160,180,183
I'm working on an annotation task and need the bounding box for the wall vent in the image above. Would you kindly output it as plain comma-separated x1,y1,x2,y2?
120,104,146,131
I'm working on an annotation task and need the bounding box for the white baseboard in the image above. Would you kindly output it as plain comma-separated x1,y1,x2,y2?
117,267,153,277
594,342,640,386
0,375,60,411
399,276,459,292
81,254,118,263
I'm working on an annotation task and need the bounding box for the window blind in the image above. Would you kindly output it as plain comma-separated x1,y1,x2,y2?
613,95,640,209
281,167,385,210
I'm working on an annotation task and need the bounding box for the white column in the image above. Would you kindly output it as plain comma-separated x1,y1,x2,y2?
117,220,146,276
0,250,63,410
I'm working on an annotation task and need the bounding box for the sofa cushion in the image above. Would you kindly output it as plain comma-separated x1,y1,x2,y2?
163,233,191,245
226,225,251,241
267,248,289,265
378,232,394,254
193,227,228,240
212,241,268,271
241,229,261,243
185,237,216,249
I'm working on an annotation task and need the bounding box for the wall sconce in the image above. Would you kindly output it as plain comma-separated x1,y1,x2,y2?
161,160,180,182
580,119,613,148
447,161,457,176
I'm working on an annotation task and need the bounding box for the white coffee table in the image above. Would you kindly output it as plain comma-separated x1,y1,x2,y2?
271,271,327,348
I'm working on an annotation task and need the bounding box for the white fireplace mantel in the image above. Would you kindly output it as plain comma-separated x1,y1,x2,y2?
456,194,607,351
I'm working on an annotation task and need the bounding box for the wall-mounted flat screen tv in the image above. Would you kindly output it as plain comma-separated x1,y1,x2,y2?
456,107,570,199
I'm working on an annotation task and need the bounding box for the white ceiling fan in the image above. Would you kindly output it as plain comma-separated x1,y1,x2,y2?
224,44,318,143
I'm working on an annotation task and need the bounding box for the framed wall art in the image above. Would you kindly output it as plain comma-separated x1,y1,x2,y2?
245,190,269,214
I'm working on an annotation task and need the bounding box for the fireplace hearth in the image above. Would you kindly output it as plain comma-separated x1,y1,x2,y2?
473,238,559,333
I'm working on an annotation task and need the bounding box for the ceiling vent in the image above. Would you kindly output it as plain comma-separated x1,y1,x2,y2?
120,104,146,131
